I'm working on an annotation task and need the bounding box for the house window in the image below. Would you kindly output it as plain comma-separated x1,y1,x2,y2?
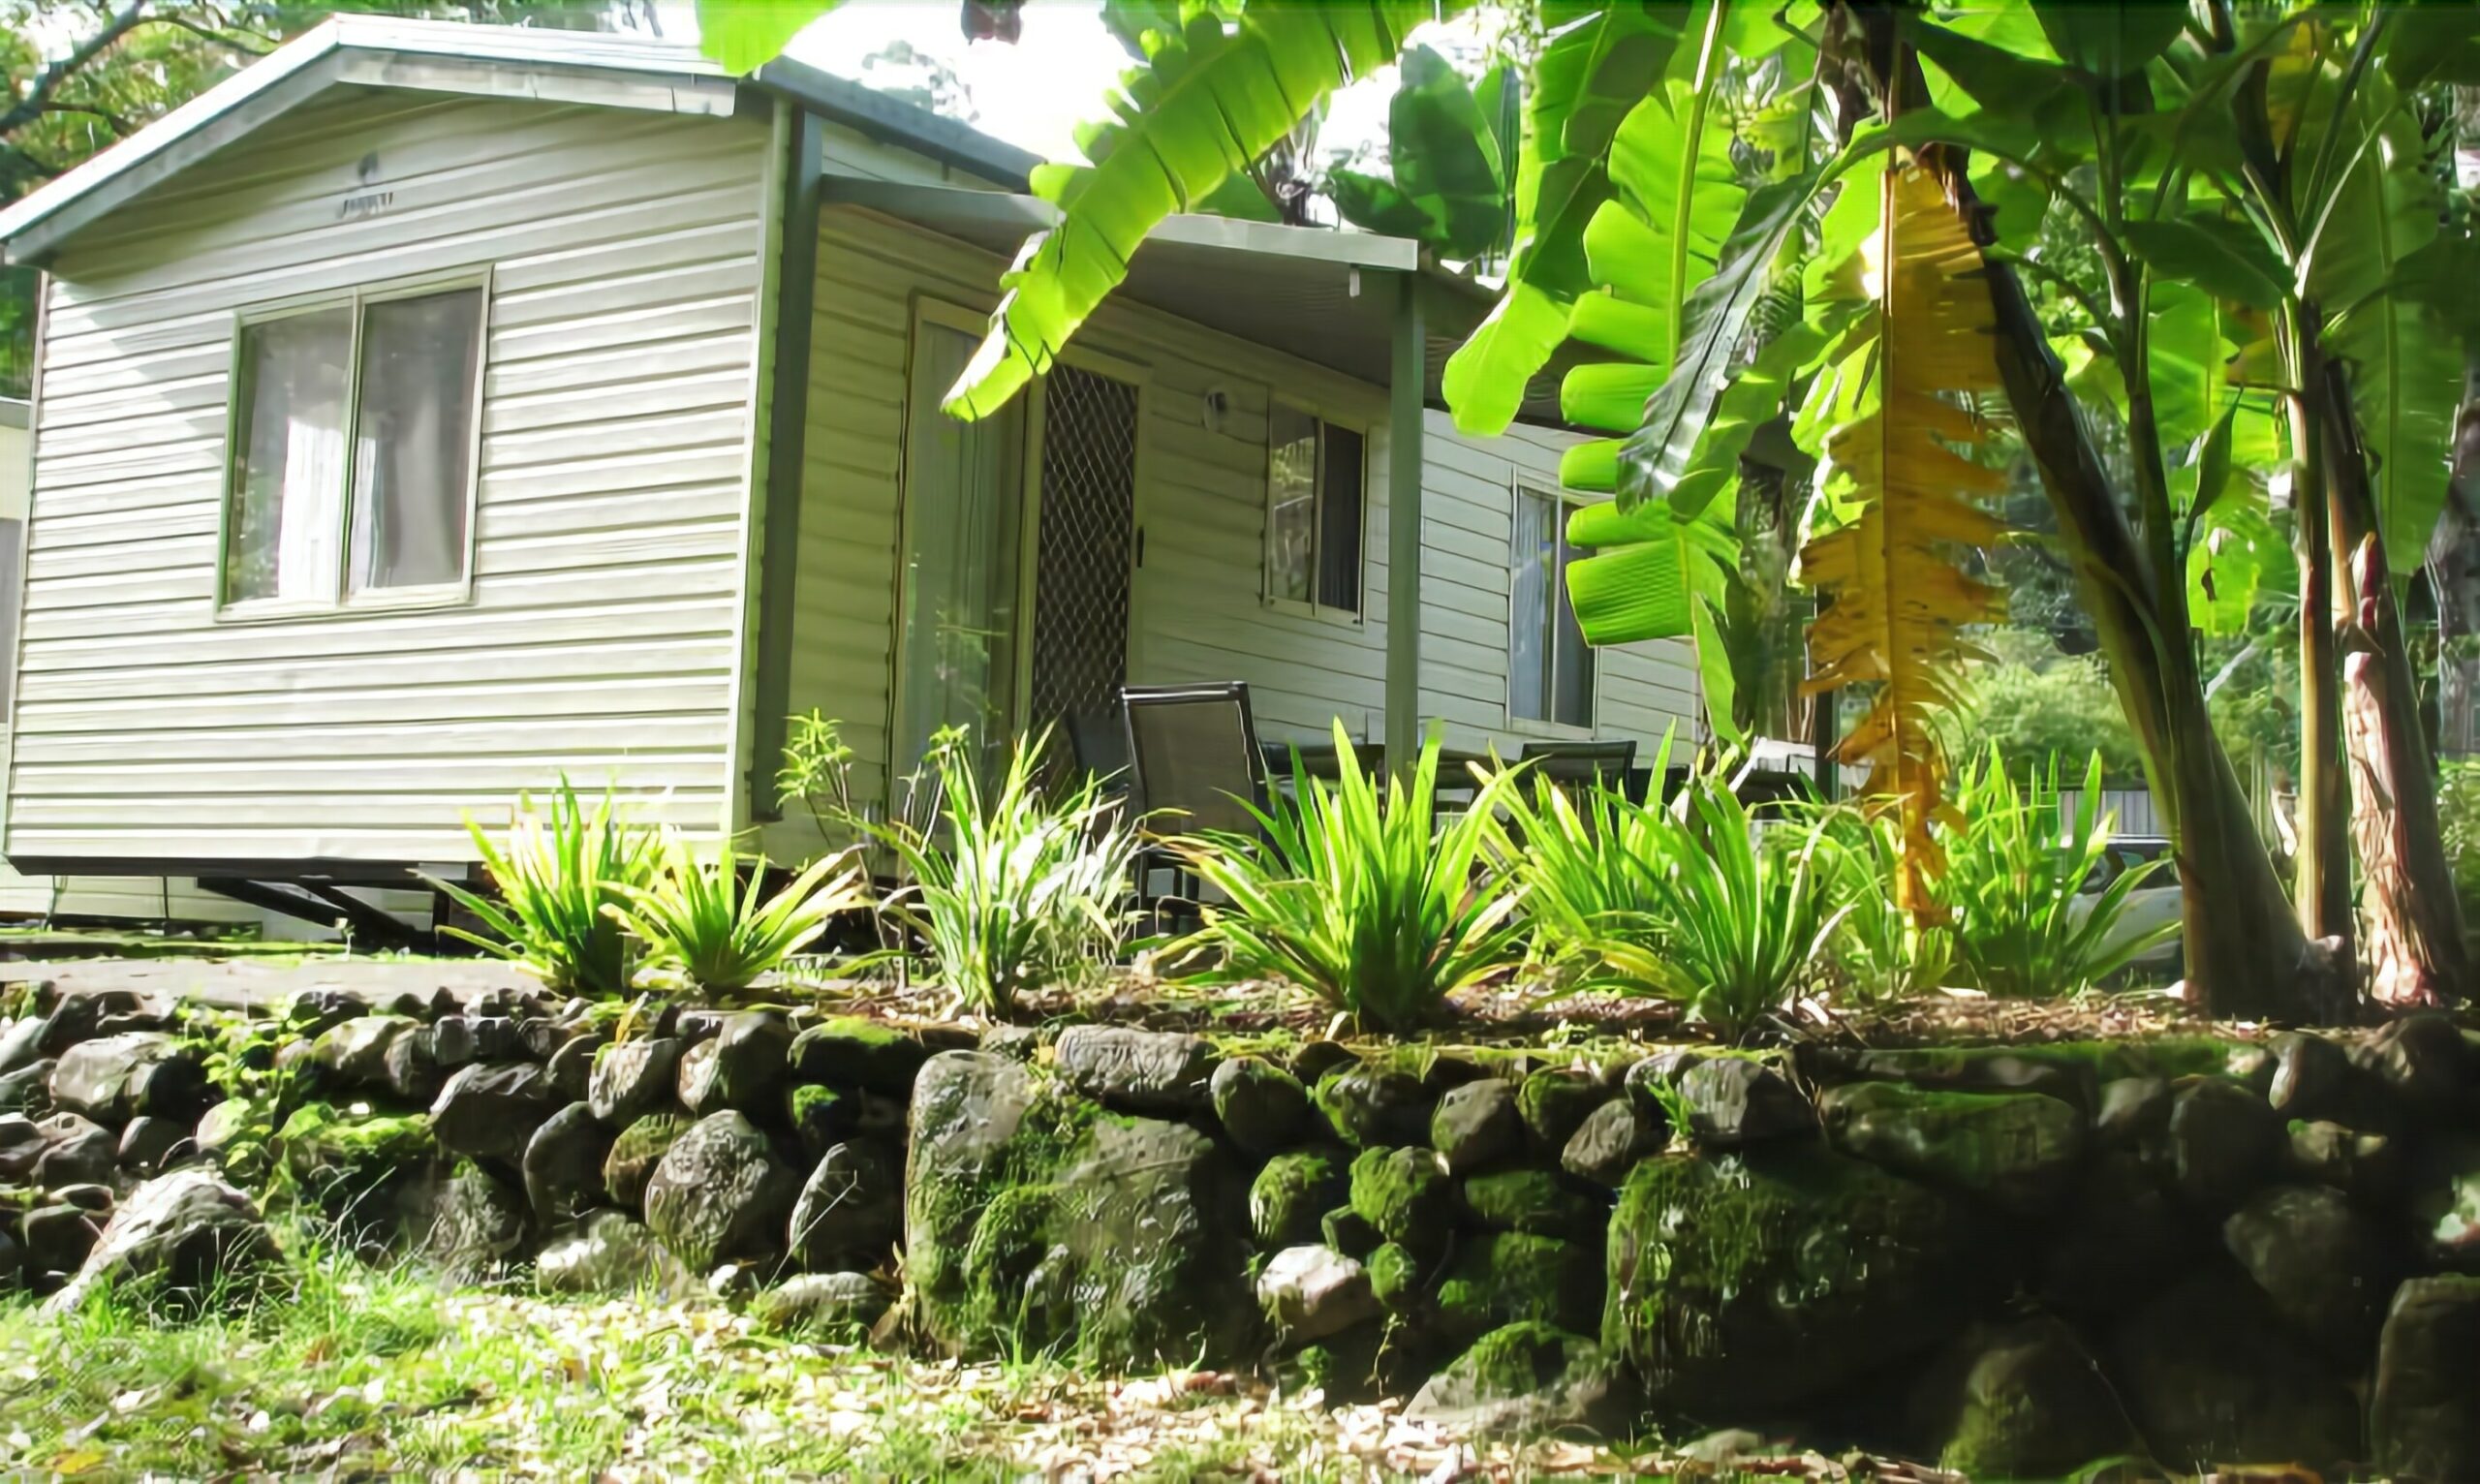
1511,486,1594,727
1266,404,1363,615
222,281,485,612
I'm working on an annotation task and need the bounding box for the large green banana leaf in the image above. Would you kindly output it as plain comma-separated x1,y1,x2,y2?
1556,72,1746,430
1328,45,1510,259
1441,1,1701,435
2301,68,2458,585
1389,45,1507,258
941,2,1443,418
698,0,845,74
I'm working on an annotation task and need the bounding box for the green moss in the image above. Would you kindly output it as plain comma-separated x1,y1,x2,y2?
1603,1145,1989,1412
1435,1232,1602,1343
1249,1152,1346,1247
1460,1319,1580,1395
275,1104,433,1178
1366,1243,1425,1314
787,1083,853,1157
1314,1067,1432,1147
1459,1170,1607,1243
788,1017,928,1095
603,1113,691,1206
1348,1146,1453,1249
1516,1068,1613,1148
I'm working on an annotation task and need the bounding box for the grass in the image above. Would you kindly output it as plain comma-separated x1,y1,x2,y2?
0,1228,1690,1481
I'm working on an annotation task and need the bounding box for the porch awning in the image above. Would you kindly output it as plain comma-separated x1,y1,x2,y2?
818,176,1587,430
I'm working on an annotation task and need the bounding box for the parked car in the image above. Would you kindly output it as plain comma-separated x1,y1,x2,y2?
2082,835,2184,979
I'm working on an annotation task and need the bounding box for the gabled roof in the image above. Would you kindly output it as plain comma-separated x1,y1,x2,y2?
0,15,1038,264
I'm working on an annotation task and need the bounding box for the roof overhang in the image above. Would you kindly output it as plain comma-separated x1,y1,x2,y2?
823,177,1585,426
0,16,1040,267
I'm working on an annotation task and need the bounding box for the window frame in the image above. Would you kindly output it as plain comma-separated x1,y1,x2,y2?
1506,481,1600,734
1261,398,1368,624
213,267,492,624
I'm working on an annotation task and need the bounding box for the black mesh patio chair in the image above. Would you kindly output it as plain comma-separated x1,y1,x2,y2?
1120,682,1270,925
1517,738,1640,796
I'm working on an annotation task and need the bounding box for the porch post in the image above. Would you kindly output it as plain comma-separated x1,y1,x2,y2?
750,112,824,819
1384,268,1424,767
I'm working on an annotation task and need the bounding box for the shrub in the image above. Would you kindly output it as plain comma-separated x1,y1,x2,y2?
862,727,1140,1015
1481,731,1680,994
610,837,873,997
1814,806,1953,1005
1938,751,2176,998
1594,777,1846,1039
1173,725,1525,1033
435,780,664,997
2441,759,2480,927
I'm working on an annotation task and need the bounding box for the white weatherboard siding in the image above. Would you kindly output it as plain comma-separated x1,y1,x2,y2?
12,90,772,865
1420,416,1702,754
764,207,1698,857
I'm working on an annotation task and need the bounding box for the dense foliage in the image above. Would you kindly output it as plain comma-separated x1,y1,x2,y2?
860,729,1142,1015
1173,727,1525,1033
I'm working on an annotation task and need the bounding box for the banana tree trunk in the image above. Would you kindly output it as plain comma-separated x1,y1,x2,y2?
2317,358,2471,1005
2285,374,2353,945
1844,5,2328,1021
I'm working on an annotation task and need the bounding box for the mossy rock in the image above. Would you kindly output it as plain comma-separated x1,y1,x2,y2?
604,1113,690,1210
1605,1146,1998,1413
1315,1066,1432,1147
1911,1318,2134,1480
272,1104,436,1218
2107,1269,2362,1472
788,1018,928,1097
1366,1242,1427,1314
1818,1081,2087,1214
1459,1168,1606,1244
1348,1146,1453,1253
1406,1321,1634,1438
906,1051,1256,1369
1516,1068,1614,1152
1251,1152,1348,1248
1436,1231,1602,1344
788,1083,858,1161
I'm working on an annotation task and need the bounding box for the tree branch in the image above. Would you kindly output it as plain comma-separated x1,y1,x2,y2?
0,0,150,144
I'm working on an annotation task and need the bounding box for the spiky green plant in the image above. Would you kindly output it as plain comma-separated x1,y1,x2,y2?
1938,751,2177,999
1813,804,1954,1006
1479,730,1678,992
434,780,664,997
861,728,1140,1015
609,837,874,998
1587,778,1846,1040
1172,725,1524,1033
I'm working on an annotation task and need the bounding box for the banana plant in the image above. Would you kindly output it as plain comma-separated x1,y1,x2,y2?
1327,44,1516,261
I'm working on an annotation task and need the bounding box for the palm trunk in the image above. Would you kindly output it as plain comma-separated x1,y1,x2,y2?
2316,356,2471,1005
1845,2,2327,1021
2284,372,2352,944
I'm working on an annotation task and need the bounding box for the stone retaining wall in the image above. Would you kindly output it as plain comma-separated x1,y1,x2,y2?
5,983,2479,1478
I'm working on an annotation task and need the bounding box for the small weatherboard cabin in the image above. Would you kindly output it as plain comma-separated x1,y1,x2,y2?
0,18,1703,907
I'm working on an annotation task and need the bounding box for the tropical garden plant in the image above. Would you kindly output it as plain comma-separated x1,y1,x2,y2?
1568,774,1845,1039
1173,725,1524,1033
1479,729,1680,993
859,727,1142,1015
435,779,664,998
1938,751,2180,1000
609,837,874,997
